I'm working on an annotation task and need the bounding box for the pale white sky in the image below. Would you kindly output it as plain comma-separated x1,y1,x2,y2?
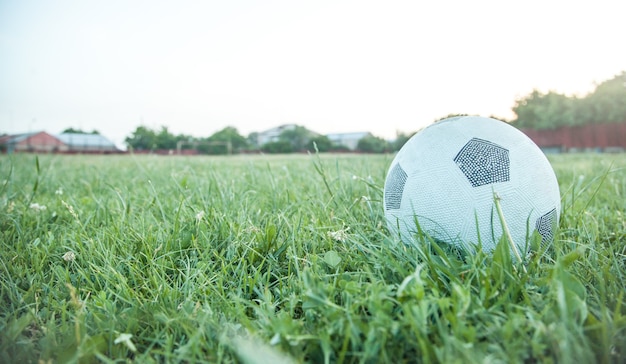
1,0,624,147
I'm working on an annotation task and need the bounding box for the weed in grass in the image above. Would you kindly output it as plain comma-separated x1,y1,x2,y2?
0,153,624,363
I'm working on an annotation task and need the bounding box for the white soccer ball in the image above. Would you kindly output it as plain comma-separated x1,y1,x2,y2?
383,116,561,255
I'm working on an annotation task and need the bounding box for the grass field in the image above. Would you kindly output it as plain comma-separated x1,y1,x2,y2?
0,152,625,363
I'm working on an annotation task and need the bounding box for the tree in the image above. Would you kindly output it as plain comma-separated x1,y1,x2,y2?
512,91,577,129
261,140,294,154
511,71,626,129
279,125,314,151
170,134,197,152
357,135,390,153
62,127,100,134
155,126,178,150
125,126,157,150
247,132,260,148
391,131,415,151
125,125,188,150
197,126,248,154
583,71,626,124
307,135,333,152
209,127,248,150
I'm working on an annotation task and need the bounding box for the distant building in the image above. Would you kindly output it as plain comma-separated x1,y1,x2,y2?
326,132,371,151
256,124,298,146
253,125,372,151
57,133,118,153
0,131,119,154
0,131,66,153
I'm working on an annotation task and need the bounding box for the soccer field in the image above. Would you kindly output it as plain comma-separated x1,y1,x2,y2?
1,153,624,363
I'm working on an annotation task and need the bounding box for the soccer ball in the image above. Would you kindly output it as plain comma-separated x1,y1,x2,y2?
383,116,560,256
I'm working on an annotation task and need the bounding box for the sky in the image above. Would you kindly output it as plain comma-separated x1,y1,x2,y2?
1,0,624,148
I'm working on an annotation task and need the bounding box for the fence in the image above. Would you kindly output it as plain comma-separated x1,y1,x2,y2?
521,121,626,152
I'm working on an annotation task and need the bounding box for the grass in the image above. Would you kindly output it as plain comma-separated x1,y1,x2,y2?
0,152,624,363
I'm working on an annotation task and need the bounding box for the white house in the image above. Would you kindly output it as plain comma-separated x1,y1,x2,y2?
256,124,298,146
326,132,371,151
254,124,372,151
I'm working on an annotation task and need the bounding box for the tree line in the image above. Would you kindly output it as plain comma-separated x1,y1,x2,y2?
512,71,626,130
124,124,414,154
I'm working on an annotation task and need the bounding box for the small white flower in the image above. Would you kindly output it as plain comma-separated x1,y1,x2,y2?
29,203,47,212
352,175,358,180
62,251,76,262
114,333,137,352
55,187,63,195
195,210,205,221
328,227,350,242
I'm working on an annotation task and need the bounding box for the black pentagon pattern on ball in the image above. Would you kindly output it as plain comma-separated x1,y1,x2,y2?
384,163,408,210
535,208,557,244
454,138,510,187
